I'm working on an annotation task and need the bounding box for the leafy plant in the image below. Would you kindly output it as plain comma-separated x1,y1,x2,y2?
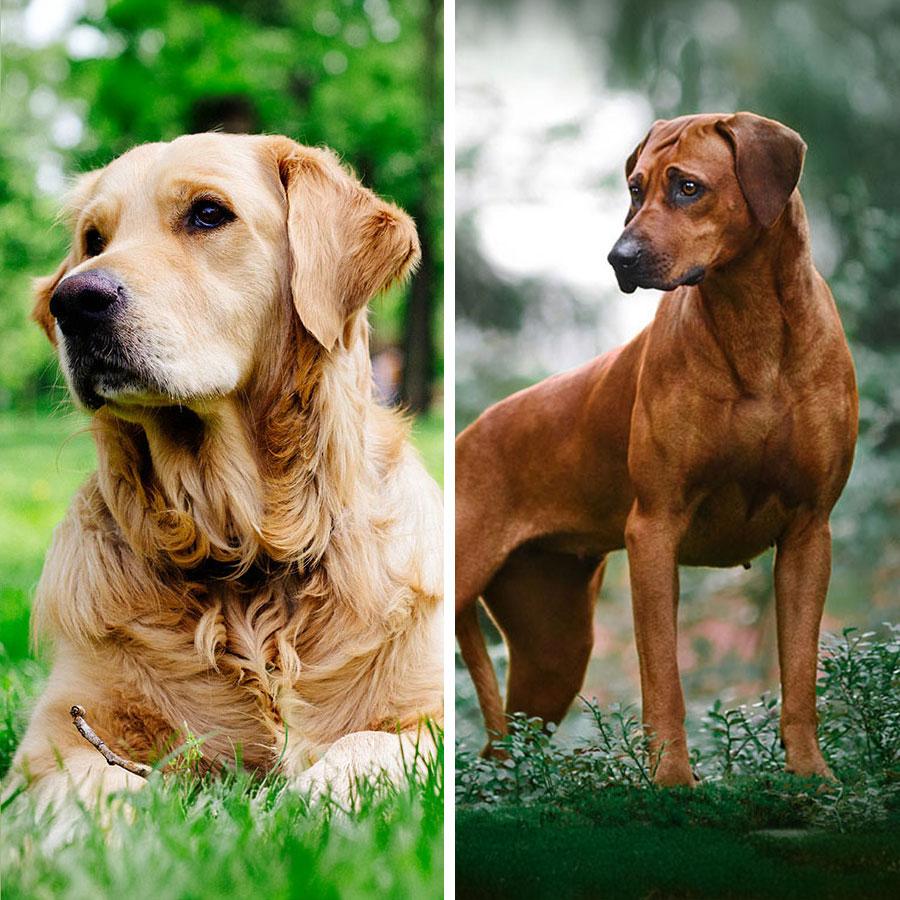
818,625,900,779
700,693,784,776
457,625,900,834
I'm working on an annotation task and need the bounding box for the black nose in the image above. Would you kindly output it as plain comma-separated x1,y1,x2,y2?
48,270,124,337
607,236,643,272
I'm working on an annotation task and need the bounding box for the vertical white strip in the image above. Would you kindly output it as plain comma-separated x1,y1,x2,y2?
442,0,457,895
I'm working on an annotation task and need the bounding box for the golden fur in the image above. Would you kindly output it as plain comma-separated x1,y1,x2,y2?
8,134,442,819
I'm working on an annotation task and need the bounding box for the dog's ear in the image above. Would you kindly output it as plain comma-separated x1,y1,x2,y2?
32,170,103,344
267,137,420,351
716,112,806,229
624,136,646,179
625,120,663,178
32,258,72,344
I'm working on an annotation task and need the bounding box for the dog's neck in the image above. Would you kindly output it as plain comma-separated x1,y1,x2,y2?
93,320,374,580
690,192,829,391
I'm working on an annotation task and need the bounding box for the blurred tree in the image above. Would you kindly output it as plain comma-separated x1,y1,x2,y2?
400,0,441,412
0,26,71,409
0,0,442,411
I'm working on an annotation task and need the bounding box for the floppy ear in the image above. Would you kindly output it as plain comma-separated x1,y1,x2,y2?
624,120,662,178
268,138,420,351
625,136,646,179
32,169,103,344
716,112,806,229
32,257,73,344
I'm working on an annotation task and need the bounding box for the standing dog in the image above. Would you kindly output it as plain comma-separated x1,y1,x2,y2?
456,113,857,786
8,134,442,819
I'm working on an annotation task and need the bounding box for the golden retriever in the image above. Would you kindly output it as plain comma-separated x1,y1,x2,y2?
8,134,443,822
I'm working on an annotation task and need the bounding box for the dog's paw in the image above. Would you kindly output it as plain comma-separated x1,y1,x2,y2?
290,730,434,809
652,757,697,788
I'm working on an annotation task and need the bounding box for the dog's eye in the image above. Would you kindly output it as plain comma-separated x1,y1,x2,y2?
189,200,233,230
84,227,105,257
680,181,700,197
629,184,642,204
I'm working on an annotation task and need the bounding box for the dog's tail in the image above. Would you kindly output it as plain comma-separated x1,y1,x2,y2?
456,600,506,751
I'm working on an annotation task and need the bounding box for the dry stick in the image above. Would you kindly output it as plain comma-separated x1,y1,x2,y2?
69,705,152,778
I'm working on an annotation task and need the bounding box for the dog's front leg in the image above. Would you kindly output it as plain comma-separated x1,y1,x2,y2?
625,505,694,787
4,745,147,849
774,515,834,779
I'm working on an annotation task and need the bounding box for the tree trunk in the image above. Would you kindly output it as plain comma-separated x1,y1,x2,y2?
400,0,442,414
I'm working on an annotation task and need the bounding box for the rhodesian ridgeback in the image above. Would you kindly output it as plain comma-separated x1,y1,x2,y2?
456,112,857,786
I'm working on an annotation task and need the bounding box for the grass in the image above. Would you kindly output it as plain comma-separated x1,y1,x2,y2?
6,751,444,900
456,627,900,899
410,410,444,487
457,811,900,900
0,407,444,900
0,410,95,661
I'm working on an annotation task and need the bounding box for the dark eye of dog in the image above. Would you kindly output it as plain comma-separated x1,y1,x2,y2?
84,227,105,257
629,184,642,204
189,200,234,230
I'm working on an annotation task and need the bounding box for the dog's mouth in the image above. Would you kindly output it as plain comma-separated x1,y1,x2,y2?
678,265,707,287
61,338,168,411
613,265,707,294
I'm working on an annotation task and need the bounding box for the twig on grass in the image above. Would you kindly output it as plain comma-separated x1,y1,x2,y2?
69,705,152,778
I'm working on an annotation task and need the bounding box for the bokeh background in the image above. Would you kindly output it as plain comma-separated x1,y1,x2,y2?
0,0,443,765
456,0,900,747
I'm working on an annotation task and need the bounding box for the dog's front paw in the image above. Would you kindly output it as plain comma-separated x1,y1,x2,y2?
782,729,836,782
290,730,433,809
652,754,697,788
784,756,836,782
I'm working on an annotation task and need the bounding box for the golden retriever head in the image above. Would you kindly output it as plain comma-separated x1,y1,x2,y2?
34,133,419,416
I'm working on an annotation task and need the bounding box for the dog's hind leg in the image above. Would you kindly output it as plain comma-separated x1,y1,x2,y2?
457,600,507,746
455,462,527,748
482,547,605,744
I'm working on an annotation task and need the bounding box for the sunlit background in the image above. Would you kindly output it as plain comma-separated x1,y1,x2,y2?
456,0,900,747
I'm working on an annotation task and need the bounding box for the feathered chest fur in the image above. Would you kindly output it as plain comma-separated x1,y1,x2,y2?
93,569,425,771
35,400,443,774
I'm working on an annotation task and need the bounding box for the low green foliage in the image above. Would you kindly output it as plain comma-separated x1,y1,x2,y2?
818,626,900,777
457,626,900,897
456,812,900,900
458,625,900,827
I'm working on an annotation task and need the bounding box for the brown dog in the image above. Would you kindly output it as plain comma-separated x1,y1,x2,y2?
456,112,857,786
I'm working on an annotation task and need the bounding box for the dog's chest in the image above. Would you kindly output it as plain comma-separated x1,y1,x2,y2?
715,392,794,468
113,589,335,772
671,389,848,566
660,368,848,489
679,484,789,567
